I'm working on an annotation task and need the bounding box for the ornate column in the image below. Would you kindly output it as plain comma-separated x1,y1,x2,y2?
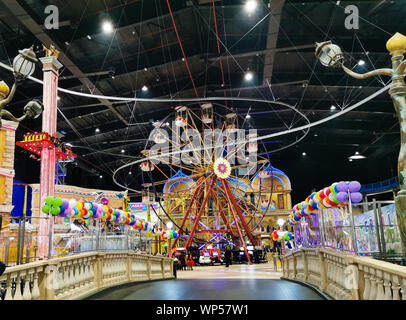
0,120,18,236
37,49,62,259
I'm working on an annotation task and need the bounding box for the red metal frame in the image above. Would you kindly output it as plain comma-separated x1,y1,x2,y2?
185,176,216,249
220,179,251,263
172,178,205,248
222,179,257,246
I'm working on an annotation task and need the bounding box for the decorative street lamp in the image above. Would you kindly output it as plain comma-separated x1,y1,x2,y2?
0,46,43,127
315,32,406,254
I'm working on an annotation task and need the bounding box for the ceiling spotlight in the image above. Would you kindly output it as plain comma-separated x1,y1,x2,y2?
330,105,337,111
129,171,132,175
142,85,148,92
349,152,366,160
182,57,185,61
349,159,353,162
314,133,318,137
87,35,92,40
358,59,365,66
95,128,100,133
102,20,114,34
65,41,69,46
121,149,125,153
57,96,61,101
144,67,148,71
99,175,103,179
244,71,253,81
246,114,251,119
302,152,307,156
245,0,258,14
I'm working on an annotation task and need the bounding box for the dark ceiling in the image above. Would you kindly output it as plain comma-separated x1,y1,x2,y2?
0,0,403,203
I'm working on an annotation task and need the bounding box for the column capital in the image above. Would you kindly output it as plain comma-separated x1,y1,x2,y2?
40,57,63,73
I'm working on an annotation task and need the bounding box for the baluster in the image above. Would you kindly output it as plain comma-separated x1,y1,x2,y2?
63,265,69,296
390,275,401,300
374,270,385,300
22,272,32,300
383,277,393,300
4,274,14,300
401,278,405,300
14,273,23,300
31,270,40,300
369,274,377,300
363,272,371,300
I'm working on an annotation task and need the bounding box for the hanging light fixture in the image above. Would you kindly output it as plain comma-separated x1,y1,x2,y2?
13,46,38,80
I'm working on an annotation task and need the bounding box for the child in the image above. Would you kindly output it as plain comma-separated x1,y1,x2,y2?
186,254,195,270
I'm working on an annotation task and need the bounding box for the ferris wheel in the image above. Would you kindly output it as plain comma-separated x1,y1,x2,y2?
139,103,276,263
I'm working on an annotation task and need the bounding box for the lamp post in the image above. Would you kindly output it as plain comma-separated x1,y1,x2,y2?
315,32,406,254
0,46,43,125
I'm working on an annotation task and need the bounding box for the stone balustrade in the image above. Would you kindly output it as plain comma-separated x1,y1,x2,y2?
281,248,406,300
0,252,173,300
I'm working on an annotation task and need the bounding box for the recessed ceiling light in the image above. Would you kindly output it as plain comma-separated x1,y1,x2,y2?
142,85,148,92
246,114,251,119
99,175,103,179
87,35,92,40
358,59,365,66
314,133,318,137
349,159,353,162
244,72,253,81
121,149,125,153
102,20,114,34
245,0,258,13
302,152,307,156
330,105,336,111
355,151,359,155
95,128,100,133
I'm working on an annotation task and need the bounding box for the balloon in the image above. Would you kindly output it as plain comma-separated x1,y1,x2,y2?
45,196,54,206
77,202,84,210
42,205,50,214
84,202,91,210
62,199,69,208
51,206,60,216
348,181,361,193
54,197,63,207
59,205,66,214
69,199,77,209
350,192,363,203
336,181,349,193
336,192,349,203
65,207,72,217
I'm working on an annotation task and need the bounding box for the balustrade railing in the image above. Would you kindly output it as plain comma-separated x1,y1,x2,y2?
281,248,406,300
0,252,173,300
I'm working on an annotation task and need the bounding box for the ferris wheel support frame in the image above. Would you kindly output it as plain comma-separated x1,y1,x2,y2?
172,179,205,248
185,176,217,249
221,179,257,246
220,178,251,263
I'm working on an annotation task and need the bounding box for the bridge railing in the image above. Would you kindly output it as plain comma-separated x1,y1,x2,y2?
0,252,173,300
281,248,406,300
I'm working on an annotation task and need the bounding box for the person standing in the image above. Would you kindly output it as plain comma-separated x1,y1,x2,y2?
224,247,232,268
179,252,186,271
186,253,195,270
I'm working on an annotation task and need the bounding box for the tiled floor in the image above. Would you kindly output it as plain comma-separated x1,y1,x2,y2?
86,263,324,300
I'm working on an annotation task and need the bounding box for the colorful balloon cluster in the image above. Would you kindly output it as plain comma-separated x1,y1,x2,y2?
272,230,293,241
41,196,156,232
288,181,362,226
157,229,179,240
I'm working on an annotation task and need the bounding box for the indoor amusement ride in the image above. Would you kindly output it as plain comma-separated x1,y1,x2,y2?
138,103,282,262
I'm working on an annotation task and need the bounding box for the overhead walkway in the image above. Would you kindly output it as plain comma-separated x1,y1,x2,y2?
85,264,324,300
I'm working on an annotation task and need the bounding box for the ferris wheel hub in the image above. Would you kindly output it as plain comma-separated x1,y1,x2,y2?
213,158,231,179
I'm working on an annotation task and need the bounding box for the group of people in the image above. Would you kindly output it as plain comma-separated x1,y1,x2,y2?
174,252,195,271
